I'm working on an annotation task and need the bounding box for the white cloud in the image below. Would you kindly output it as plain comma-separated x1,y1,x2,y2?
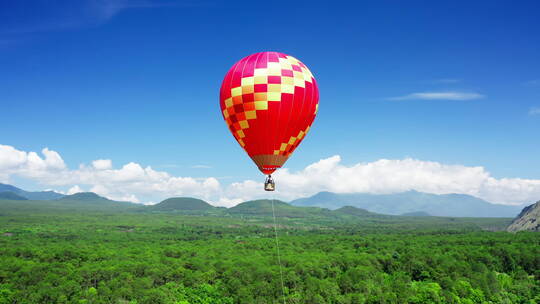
266,156,540,205
89,184,140,202
67,185,84,195
0,145,66,182
389,91,485,101
92,159,112,170
215,197,245,208
0,144,221,205
529,107,540,115
1,144,539,206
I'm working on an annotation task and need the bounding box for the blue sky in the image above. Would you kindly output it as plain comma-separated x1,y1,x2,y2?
1,0,539,205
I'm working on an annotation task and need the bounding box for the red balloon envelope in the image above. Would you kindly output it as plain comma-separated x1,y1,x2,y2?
220,52,319,175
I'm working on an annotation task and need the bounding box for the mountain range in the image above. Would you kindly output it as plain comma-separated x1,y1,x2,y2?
0,191,28,200
0,183,64,200
0,183,530,218
148,197,220,212
290,191,524,218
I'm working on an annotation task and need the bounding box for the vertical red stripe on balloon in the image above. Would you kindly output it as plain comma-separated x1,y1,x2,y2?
286,84,307,156
307,77,319,127
295,79,314,154
275,91,294,156
220,68,233,102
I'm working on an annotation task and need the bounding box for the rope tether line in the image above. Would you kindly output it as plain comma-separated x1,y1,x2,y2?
270,195,286,304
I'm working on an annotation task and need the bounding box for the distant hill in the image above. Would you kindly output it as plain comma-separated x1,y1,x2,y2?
507,201,540,232
335,206,382,217
401,211,431,217
291,191,523,217
56,192,137,208
0,191,139,213
0,191,28,200
229,199,333,218
292,191,350,210
57,192,116,203
150,197,215,212
0,183,64,200
229,199,291,216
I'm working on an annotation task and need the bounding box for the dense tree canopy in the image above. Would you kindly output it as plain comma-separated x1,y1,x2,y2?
0,205,538,303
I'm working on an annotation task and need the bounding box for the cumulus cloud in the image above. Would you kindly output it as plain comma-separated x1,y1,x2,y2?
1,144,539,206
389,91,485,101
267,156,540,205
0,145,66,182
0,144,221,205
67,185,84,195
92,159,112,170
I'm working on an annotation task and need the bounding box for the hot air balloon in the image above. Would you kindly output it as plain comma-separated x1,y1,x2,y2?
220,52,319,191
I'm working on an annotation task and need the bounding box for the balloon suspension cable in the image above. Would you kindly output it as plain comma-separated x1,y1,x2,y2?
270,190,286,304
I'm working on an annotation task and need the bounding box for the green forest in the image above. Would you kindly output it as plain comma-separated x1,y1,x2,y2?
0,198,539,304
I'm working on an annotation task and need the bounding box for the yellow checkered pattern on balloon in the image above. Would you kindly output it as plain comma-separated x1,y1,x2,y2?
273,126,311,156
223,55,315,149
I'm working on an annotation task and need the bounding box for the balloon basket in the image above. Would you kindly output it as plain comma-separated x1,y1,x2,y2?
264,175,275,191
